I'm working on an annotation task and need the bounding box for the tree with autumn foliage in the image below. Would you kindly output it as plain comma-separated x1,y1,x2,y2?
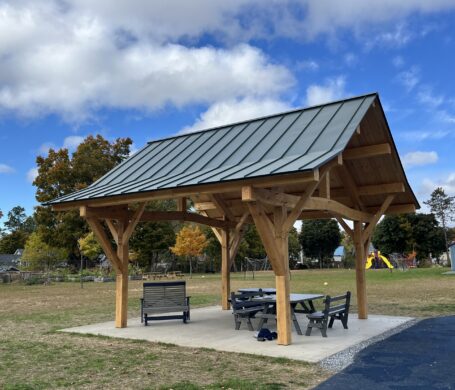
33,135,132,267
170,225,208,278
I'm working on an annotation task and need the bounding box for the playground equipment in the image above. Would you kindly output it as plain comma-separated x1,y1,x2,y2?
366,250,394,269
389,251,417,271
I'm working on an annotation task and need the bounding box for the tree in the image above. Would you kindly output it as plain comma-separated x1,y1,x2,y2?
0,206,35,253
424,188,455,266
129,200,178,271
78,232,102,261
170,225,208,278
32,135,132,266
288,227,301,268
372,213,446,262
22,232,68,271
299,219,341,268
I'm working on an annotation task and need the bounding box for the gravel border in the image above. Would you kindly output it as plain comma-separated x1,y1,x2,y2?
319,318,421,373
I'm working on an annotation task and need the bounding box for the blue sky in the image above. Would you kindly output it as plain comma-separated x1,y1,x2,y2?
1,1,455,225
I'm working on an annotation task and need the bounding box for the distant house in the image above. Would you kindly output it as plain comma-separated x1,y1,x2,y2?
0,251,22,272
333,246,344,262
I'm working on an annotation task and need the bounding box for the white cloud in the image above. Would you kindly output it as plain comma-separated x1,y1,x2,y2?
1,1,454,122
63,136,85,151
421,173,455,197
0,2,294,120
305,76,347,106
296,60,319,71
402,151,438,167
397,66,420,91
181,97,292,134
26,167,38,183
38,142,57,154
417,87,444,108
0,163,15,173
401,130,452,141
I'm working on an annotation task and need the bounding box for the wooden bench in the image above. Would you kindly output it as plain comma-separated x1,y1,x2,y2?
230,290,265,331
305,291,351,337
140,281,190,325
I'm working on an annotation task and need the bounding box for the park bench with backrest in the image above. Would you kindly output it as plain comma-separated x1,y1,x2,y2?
305,291,351,337
140,281,190,325
230,290,265,331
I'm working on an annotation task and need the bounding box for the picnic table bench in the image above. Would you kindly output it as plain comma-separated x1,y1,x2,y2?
230,290,266,331
305,291,351,337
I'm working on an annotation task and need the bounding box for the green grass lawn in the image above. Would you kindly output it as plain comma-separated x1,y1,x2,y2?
1,268,454,389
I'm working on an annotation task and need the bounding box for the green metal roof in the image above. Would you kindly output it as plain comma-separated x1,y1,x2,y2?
47,93,377,205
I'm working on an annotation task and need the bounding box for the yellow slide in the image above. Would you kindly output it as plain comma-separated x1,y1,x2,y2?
366,250,394,269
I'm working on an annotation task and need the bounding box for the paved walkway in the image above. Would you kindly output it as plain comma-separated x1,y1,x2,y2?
61,306,411,363
316,316,455,389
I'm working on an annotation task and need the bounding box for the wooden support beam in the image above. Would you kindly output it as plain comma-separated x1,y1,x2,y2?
221,229,230,310
343,143,391,160
80,205,129,220
354,221,368,319
53,170,319,211
336,165,366,211
274,206,292,345
122,203,146,245
140,211,236,229
331,182,405,198
336,217,353,238
115,220,129,328
85,216,121,273
177,197,187,212
368,203,416,215
106,219,119,245
246,202,284,275
318,171,330,199
305,197,373,222
282,180,320,233
210,194,236,221
362,195,395,243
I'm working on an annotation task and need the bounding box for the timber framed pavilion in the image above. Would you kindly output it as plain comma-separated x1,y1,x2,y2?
47,93,419,346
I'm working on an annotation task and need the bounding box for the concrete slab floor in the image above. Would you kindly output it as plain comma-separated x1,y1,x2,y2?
61,306,413,363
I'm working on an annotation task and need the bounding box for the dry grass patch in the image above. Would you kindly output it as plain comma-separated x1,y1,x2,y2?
1,268,453,389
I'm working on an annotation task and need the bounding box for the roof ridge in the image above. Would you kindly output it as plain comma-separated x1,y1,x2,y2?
147,92,378,145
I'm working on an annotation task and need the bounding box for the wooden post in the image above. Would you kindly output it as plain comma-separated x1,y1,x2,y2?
221,228,230,310
354,220,367,319
115,220,129,328
274,207,292,345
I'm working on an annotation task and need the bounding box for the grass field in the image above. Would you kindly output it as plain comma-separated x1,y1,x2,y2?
1,268,454,389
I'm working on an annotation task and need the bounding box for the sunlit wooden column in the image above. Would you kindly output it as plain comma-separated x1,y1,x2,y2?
221,228,230,310
115,219,129,328
274,206,292,345
354,220,367,319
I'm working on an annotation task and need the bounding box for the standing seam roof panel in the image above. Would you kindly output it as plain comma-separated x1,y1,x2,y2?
46,93,384,205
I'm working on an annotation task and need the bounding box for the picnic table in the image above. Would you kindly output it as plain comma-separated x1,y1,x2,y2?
253,293,324,335
237,287,276,295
